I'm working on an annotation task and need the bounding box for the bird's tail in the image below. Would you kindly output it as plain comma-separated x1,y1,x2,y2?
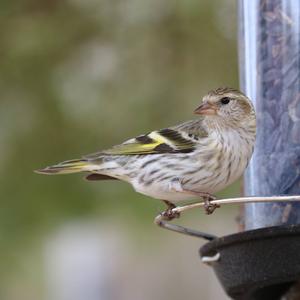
35,159,93,175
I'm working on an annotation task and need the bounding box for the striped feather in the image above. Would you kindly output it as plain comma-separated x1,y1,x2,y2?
85,128,199,158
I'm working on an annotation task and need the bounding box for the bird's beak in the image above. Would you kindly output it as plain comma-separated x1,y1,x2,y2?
194,102,218,115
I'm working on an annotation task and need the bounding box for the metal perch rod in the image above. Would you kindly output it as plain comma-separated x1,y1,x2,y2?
154,195,300,240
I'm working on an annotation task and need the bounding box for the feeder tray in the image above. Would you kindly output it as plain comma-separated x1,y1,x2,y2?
199,224,300,300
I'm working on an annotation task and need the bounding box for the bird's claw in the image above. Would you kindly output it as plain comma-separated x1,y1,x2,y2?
160,208,180,221
203,196,219,215
161,201,180,221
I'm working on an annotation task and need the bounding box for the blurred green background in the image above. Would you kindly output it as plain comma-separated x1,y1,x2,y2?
0,0,238,299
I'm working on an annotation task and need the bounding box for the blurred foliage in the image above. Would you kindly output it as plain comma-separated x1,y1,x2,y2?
0,0,238,291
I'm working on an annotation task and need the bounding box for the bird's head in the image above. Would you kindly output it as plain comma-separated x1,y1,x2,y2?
194,87,255,127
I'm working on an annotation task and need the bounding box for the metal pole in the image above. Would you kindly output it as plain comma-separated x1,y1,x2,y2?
239,0,300,230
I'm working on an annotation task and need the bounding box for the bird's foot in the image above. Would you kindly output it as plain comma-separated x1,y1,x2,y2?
161,201,180,221
175,186,219,215
203,195,219,215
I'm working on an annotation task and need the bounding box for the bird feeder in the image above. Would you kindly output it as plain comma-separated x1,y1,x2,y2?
199,0,300,299
155,0,300,298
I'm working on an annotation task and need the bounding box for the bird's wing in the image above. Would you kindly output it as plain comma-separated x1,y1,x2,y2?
171,119,208,136
84,125,207,159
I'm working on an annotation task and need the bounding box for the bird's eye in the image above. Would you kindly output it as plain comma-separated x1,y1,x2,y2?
220,97,230,105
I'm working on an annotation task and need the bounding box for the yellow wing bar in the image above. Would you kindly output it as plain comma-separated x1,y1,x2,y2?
86,129,196,158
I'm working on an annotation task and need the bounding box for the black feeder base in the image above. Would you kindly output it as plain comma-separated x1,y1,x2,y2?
199,224,300,300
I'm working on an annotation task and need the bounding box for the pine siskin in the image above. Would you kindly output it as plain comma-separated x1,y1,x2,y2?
36,87,256,219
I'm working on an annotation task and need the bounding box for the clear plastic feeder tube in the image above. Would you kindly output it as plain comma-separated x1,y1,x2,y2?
239,0,300,230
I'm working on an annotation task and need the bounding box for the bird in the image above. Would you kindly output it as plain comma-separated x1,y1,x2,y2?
36,87,256,220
